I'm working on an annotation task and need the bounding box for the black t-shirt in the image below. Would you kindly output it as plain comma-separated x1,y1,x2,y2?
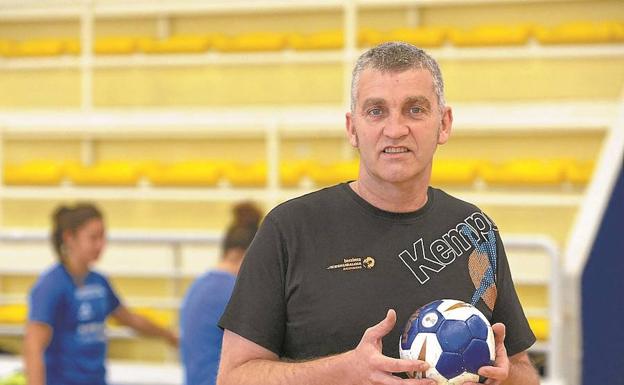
220,184,535,361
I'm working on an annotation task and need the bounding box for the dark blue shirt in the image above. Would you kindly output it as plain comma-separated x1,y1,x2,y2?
180,270,236,385
28,263,120,385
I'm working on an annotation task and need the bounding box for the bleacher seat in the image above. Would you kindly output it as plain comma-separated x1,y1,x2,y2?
223,161,267,187
5,39,66,57
3,160,65,185
480,159,565,186
535,21,615,44
308,160,358,186
137,35,211,54
431,159,481,185
147,160,221,186
67,161,142,186
288,30,344,50
449,24,531,46
94,37,139,55
213,32,287,52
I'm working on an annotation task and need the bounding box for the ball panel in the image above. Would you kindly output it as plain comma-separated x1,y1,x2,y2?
437,352,465,379
400,300,444,350
466,314,489,340
463,339,491,374
437,320,472,352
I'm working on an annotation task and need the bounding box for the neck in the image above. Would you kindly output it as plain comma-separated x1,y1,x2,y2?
216,260,239,276
351,178,429,213
63,257,90,285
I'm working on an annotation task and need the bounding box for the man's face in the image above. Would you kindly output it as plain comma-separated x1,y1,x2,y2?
346,67,452,187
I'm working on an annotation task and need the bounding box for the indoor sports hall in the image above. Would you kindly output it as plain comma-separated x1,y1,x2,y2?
0,1,622,385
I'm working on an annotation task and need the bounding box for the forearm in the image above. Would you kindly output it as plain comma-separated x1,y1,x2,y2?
503,356,540,385
24,346,45,385
218,351,354,385
128,314,176,343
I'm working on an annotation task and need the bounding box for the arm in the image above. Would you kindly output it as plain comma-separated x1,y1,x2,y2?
23,321,52,385
111,305,178,347
217,309,435,385
465,323,540,385
504,351,539,385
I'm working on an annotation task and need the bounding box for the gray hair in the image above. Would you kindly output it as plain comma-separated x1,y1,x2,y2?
350,42,446,113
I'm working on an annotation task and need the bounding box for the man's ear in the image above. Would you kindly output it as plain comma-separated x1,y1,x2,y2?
346,112,358,148
437,106,453,145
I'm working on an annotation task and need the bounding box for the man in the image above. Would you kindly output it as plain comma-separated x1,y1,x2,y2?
217,42,539,385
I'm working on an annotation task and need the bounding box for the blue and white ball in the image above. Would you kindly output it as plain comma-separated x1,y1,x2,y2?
399,299,495,384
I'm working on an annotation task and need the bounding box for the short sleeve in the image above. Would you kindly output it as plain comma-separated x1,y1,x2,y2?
29,276,62,326
102,276,121,316
492,232,537,356
219,215,287,355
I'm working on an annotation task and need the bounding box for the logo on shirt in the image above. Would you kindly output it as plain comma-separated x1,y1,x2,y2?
397,211,498,287
78,302,94,321
327,256,376,272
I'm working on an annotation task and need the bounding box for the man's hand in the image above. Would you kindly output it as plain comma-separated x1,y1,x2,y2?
463,323,510,385
347,309,436,384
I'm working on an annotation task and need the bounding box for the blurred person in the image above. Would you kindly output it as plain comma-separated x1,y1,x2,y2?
24,203,178,385
180,202,262,385
217,42,539,385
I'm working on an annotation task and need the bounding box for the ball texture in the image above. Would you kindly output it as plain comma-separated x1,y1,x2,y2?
399,299,495,384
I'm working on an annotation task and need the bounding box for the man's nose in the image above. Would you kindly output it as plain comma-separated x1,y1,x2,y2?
383,111,409,139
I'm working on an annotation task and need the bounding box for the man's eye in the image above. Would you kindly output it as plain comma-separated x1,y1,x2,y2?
409,106,423,114
368,108,383,116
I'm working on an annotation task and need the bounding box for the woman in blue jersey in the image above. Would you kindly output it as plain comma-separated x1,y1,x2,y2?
24,203,179,385
180,201,262,385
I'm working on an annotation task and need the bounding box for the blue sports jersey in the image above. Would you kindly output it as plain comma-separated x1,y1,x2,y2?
180,270,236,385
28,263,121,385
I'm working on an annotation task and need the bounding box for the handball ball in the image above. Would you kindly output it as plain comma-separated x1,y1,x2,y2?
399,299,495,384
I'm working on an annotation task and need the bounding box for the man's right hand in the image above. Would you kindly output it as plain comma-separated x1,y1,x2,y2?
347,309,437,384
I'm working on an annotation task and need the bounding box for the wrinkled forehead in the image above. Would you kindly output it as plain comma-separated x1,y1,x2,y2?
355,67,437,103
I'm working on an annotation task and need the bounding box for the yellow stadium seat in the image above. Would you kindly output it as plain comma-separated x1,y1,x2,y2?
449,24,531,46
64,39,81,54
431,159,481,185
223,162,267,187
480,159,565,186
147,160,222,186
0,40,11,56
280,160,312,187
358,28,384,47
0,304,28,324
387,27,448,47
4,160,65,185
213,32,286,52
565,160,595,185
288,30,344,50
610,21,624,42
528,317,549,341
534,21,612,44
94,37,138,54
67,161,142,186
308,160,358,186
137,35,211,54
5,39,65,57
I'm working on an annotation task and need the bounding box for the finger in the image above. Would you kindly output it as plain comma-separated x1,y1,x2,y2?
371,372,414,385
363,309,397,342
373,355,430,373
491,323,506,346
478,365,507,380
406,378,437,385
